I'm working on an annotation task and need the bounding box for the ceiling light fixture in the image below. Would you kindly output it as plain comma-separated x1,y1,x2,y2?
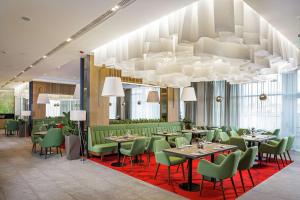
29,65,33,68
42,55,47,59
21,16,31,22
66,38,72,42
181,87,197,101
147,91,160,103
102,77,124,97
111,5,120,12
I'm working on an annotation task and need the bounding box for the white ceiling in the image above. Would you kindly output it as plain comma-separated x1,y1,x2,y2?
0,0,196,88
245,0,300,48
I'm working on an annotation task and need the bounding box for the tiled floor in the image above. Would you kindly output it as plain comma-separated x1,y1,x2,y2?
1,130,299,200
0,131,185,200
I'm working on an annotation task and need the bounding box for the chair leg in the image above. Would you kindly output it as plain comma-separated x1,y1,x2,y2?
283,152,288,165
154,163,160,179
220,179,226,200
275,155,280,169
176,165,180,172
239,170,245,192
168,166,171,184
130,156,133,167
147,153,150,167
213,180,216,190
40,147,43,156
230,177,238,197
100,153,104,161
56,147,59,155
32,143,35,153
247,169,254,187
122,155,126,167
200,176,204,196
181,163,185,180
266,153,269,163
287,150,292,162
45,148,47,159
59,148,62,157
279,154,285,166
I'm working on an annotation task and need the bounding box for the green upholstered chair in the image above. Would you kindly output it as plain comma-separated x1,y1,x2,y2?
183,132,193,144
229,130,239,137
237,128,250,136
263,129,280,137
153,140,186,184
259,137,288,169
219,132,230,144
197,151,241,199
175,137,189,148
145,136,162,166
37,128,64,159
213,128,222,141
5,120,19,136
268,135,295,163
230,126,238,133
237,147,258,192
31,125,47,153
228,137,247,152
121,138,146,167
220,126,227,132
204,130,214,142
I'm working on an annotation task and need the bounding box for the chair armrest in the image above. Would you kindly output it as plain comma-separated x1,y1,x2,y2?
198,159,221,178
155,152,170,166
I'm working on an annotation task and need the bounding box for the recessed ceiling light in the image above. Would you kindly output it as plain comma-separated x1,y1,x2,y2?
29,65,33,68
111,5,119,12
21,16,31,22
42,55,47,59
66,38,72,42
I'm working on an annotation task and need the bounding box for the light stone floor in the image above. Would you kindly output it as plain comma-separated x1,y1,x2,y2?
1,130,300,200
0,130,185,200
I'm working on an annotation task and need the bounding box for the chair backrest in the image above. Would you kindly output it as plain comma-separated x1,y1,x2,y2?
213,128,222,141
229,137,247,151
6,120,18,131
273,129,280,137
130,138,146,155
153,139,171,153
42,128,64,148
286,135,295,151
175,137,189,148
277,137,288,154
145,136,162,152
238,146,258,170
205,130,215,142
220,126,227,132
219,151,241,179
230,130,239,137
219,132,230,142
183,132,192,144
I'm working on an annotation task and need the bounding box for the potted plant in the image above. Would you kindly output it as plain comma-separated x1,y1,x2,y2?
62,112,80,160
183,118,192,130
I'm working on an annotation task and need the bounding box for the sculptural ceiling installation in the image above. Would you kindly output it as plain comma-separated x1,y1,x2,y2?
93,0,300,87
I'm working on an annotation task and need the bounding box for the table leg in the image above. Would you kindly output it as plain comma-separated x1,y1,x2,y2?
111,143,126,167
179,158,199,191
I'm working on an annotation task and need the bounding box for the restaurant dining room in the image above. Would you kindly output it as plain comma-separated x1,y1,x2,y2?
0,0,300,200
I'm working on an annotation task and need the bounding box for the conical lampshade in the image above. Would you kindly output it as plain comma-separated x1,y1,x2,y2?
73,84,80,99
37,94,50,104
101,77,124,97
147,91,160,103
70,110,86,121
181,87,196,101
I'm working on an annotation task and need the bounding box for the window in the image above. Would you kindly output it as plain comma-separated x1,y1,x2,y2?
46,97,79,117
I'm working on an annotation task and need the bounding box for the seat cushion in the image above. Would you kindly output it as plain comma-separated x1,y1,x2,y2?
169,156,186,165
120,148,132,156
91,143,117,153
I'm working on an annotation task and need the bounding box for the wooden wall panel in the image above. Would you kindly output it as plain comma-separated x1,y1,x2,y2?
31,81,75,119
167,88,180,122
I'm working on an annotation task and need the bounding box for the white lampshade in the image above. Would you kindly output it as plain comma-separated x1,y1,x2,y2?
21,110,31,116
101,77,124,97
147,91,160,103
37,94,50,104
181,87,197,101
70,110,86,121
73,84,80,99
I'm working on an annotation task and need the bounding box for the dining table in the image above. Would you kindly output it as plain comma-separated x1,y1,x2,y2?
163,142,237,192
181,129,210,138
33,131,47,136
105,135,145,167
154,132,180,141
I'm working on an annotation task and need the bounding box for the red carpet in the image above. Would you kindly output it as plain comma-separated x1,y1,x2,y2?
90,153,291,200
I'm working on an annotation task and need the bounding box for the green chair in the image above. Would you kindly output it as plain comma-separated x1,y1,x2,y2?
228,137,247,152
220,126,227,132
5,120,19,136
204,130,214,142
31,125,47,153
37,128,64,159
219,132,230,144
263,129,280,138
153,140,186,184
237,128,250,136
213,128,222,141
183,132,192,144
229,130,239,137
197,151,241,199
145,136,162,166
175,137,189,148
230,126,238,133
121,138,146,167
259,137,288,169
268,135,295,163
237,147,258,192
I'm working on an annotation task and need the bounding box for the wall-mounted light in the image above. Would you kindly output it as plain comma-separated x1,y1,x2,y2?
259,93,267,101
216,96,223,102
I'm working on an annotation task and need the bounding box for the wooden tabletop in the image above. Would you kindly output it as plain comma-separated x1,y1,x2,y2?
33,131,47,135
163,143,237,159
105,135,146,143
241,134,276,142
182,129,210,135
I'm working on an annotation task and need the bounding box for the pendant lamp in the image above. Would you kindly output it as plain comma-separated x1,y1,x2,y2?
147,91,160,103
181,87,196,101
101,77,124,97
37,94,50,104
